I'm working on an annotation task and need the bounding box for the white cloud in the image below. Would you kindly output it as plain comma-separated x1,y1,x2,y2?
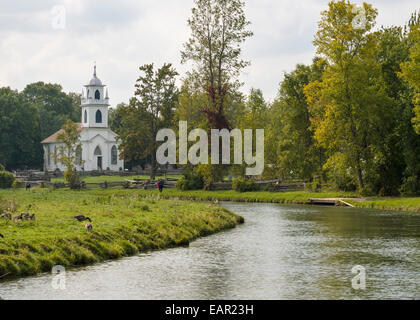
0,0,418,105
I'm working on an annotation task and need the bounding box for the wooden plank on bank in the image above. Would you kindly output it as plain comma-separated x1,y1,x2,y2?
338,199,355,208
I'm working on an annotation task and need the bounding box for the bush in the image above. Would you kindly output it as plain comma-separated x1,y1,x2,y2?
64,169,81,190
12,179,24,189
194,165,214,190
0,163,4,171
311,177,322,192
323,154,357,192
176,174,204,191
233,178,259,193
0,171,15,189
400,176,420,196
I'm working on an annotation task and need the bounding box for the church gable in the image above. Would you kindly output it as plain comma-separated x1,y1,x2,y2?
41,124,84,144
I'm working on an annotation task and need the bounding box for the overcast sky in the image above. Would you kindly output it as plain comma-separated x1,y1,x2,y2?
0,0,418,106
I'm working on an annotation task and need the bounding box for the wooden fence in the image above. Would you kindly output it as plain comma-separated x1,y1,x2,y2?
25,177,306,192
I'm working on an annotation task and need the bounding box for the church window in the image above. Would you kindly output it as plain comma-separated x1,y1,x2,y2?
96,110,102,123
94,146,102,156
76,145,82,166
84,110,87,123
111,146,118,165
95,90,100,100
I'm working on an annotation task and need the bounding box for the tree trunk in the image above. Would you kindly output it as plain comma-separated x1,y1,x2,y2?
356,163,364,189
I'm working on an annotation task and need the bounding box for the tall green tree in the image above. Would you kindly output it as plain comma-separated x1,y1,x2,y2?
118,64,178,180
55,119,82,189
109,102,127,135
267,58,327,182
400,18,420,134
305,0,395,194
0,87,40,169
397,12,420,194
22,82,79,141
181,0,253,130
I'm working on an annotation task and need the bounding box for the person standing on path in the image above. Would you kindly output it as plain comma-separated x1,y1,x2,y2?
157,180,165,193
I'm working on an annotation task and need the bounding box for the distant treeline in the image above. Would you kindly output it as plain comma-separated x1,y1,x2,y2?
0,82,81,170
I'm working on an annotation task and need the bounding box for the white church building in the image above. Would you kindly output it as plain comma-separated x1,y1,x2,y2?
42,67,124,172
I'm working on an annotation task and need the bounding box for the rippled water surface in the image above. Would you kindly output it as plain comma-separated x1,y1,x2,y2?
0,202,419,300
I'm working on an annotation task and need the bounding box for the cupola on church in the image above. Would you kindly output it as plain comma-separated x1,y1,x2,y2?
42,66,124,172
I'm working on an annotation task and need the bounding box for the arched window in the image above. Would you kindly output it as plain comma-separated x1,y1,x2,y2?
94,146,102,156
87,89,90,98
111,145,118,165
76,145,82,165
84,110,87,123
95,90,100,100
96,110,102,123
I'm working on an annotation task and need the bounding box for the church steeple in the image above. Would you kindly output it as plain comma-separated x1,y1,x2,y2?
81,64,109,128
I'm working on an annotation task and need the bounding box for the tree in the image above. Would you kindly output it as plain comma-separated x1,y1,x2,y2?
23,82,79,142
109,103,127,134
181,0,253,130
0,87,40,169
55,119,83,189
267,58,327,182
118,64,178,180
400,16,420,134
305,1,396,194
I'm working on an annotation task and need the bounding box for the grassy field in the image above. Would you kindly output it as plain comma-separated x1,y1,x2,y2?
136,189,420,212
42,185,420,212
350,197,420,213
0,188,243,278
137,189,359,204
51,174,182,183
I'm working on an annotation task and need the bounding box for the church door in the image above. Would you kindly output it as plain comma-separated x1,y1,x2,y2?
97,156,103,171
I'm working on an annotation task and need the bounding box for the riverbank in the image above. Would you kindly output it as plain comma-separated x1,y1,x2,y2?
136,189,420,213
0,189,243,278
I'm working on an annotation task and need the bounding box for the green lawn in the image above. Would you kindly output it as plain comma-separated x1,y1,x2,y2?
0,188,243,278
51,174,182,183
137,189,420,212
137,189,358,203
350,197,420,213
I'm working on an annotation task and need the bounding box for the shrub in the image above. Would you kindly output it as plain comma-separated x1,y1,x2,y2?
0,163,4,171
12,179,24,189
323,154,357,192
176,167,205,191
176,174,204,191
194,165,214,190
232,178,259,192
64,169,81,190
400,176,420,196
0,171,15,189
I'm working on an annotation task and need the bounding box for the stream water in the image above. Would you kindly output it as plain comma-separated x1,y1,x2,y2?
0,202,419,300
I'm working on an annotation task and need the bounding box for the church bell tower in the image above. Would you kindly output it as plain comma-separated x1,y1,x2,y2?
81,65,110,128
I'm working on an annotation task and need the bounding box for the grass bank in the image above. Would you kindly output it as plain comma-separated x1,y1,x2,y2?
0,189,243,278
137,189,420,213
137,189,358,204
350,197,420,213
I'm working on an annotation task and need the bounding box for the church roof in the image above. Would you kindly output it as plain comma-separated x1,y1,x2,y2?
41,123,84,144
87,65,103,86
89,76,103,86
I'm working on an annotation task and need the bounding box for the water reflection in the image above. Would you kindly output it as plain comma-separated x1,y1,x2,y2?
0,203,419,300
